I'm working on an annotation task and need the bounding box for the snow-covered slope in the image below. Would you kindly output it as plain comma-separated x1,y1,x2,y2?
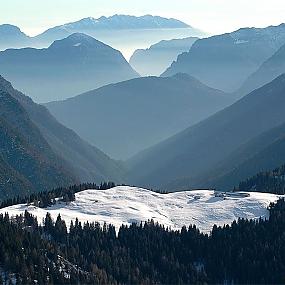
1,186,282,233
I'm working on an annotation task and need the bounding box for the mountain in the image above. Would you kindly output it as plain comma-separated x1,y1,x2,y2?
0,78,76,199
36,15,191,43
0,16,202,60
0,76,124,186
162,24,285,92
34,15,203,59
129,37,199,76
238,42,285,96
46,73,233,159
0,33,139,102
0,186,280,233
126,74,285,190
40,15,190,34
0,24,31,50
198,122,285,190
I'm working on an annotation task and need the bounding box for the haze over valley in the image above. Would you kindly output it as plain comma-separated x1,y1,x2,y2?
1,1,285,283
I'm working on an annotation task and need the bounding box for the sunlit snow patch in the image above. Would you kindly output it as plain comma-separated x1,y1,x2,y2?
0,186,282,233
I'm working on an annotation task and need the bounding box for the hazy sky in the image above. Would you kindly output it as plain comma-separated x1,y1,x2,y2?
1,0,285,36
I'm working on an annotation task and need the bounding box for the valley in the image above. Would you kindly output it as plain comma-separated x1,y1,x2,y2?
0,5,285,284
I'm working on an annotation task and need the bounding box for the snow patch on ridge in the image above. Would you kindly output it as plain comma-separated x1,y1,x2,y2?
0,186,282,233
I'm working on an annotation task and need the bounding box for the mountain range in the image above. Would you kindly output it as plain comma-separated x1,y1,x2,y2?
0,15,201,59
126,74,285,190
162,24,285,92
36,15,191,43
46,73,233,159
129,37,199,76
0,33,139,102
0,76,124,199
1,20,285,197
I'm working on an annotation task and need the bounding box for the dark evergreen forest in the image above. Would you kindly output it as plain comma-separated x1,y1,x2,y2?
0,197,285,284
238,164,285,194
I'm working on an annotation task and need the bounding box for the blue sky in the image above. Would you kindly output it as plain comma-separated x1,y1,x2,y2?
1,0,285,35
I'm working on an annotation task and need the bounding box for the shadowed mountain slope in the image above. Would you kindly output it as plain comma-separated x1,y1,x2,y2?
126,74,285,190
46,73,233,159
0,76,125,191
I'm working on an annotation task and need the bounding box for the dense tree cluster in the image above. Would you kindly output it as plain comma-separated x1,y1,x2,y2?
1,198,285,284
0,182,116,209
238,164,285,194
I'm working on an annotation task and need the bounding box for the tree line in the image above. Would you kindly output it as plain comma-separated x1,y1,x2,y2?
0,182,116,209
0,198,285,284
237,164,285,194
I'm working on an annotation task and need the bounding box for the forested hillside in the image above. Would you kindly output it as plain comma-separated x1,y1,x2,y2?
238,164,285,194
0,82,75,199
0,198,285,284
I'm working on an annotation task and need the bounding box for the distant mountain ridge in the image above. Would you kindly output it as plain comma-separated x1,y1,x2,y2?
0,15,194,48
129,37,199,76
46,73,233,159
0,24,31,50
42,15,190,33
162,23,285,92
0,33,139,102
36,15,189,45
0,16,203,60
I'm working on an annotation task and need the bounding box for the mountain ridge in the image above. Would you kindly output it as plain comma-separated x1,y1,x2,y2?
0,79,76,199
0,33,139,102
0,76,125,191
129,37,199,75
126,74,285,190
46,73,233,159
161,23,285,92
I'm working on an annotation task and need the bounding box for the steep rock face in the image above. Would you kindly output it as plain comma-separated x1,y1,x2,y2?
129,37,198,76
126,74,285,190
46,73,233,159
0,76,125,187
162,24,285,92
0,33,139,102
